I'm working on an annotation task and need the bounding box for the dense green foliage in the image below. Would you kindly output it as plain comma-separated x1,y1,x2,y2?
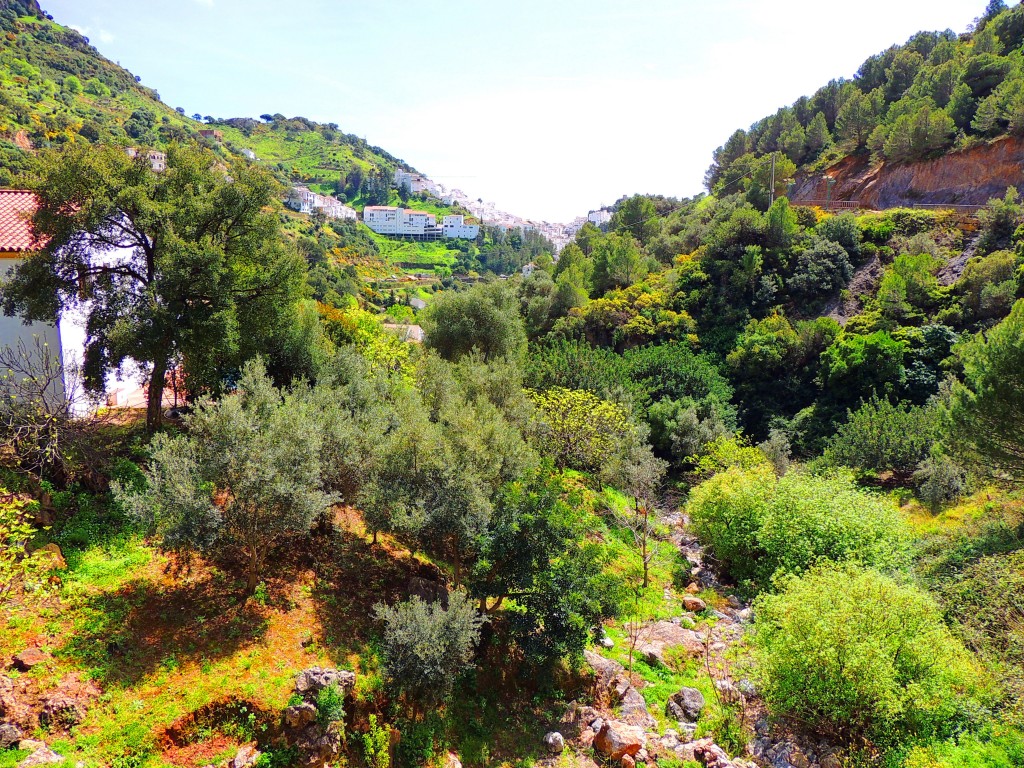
707,2,1024,201
373,591,483,714
947,299,1024,485
753,565,986,750
114,361,332,591
688,466,911,590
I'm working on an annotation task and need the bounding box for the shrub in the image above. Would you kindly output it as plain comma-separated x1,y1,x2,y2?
753,564,986,750
936,550,1024,710
0,491,50,606
373,591,482,713
689,468,910,589
315,684,345,727
361,714,391,768
823,395,939,476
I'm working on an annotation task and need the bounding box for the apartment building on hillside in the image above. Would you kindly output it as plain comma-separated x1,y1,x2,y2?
363,206,478,240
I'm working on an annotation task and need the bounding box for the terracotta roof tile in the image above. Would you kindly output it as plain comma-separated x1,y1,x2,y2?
0,190,39,253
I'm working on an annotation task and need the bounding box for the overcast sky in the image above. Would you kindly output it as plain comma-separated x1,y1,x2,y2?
45,0,988,222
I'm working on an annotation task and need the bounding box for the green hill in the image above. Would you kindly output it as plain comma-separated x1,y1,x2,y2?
705,1,1024,207
0,0,410,199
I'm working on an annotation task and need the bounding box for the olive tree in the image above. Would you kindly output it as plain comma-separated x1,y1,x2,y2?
115,360,333,592
373,590,482,717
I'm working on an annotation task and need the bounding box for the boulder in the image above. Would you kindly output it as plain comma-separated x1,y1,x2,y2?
34,544,65,571
543,731,565,754
600,636,615,649
443,753,462,768
715,679,741,704
39,693,87,729
619,686,656,730
0,722,24,749
16,741,63,768
557,702,601,740
231,745,261,768
634,621,704,666
594,720,646,760
11,649,46,672
284,703,318,729
621,756,635,768
294,667,355,701
294,721,344,768
666,687,705,723
682,596,707,613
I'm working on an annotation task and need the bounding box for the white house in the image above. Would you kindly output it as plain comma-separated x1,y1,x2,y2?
522,262,536,277
0,190,148,413
588,209,612,226
442,214,479,239
286,187,356,221
125,147,166,172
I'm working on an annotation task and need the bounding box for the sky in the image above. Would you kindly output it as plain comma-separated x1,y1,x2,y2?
45,0,986,223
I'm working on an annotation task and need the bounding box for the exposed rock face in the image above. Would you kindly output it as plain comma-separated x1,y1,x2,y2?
791,135,1024,209
593,720,646,760
293,667,355,701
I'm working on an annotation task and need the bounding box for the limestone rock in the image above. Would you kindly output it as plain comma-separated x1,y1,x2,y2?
294,667,355,701
619,686,656,730
666,687,705,723
231,745,261,768
443,752,462,768
284,703,318,729
543,731,565,754
594,720,646,760
11,649,46,672
715,679,741,704
16,741,63,768
682,596,707,613
0,722,23,749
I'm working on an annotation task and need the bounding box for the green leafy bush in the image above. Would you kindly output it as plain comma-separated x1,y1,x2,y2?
688,467,910,589
753,564,987,750
823,395,939,476
362,714,391,768
315,684,345,727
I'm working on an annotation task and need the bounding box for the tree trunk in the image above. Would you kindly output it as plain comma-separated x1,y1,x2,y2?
245,551,260,594
146,357,168,432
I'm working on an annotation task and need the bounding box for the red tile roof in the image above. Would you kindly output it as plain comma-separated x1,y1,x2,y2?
0,190,39,253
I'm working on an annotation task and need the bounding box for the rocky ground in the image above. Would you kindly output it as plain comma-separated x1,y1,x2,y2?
533,509,843,768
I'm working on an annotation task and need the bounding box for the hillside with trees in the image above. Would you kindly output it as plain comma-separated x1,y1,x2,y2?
0,3,1023,768
706,0,1024,208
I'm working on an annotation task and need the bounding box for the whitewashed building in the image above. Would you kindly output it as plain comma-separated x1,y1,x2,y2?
442,215,479,239
125,147,166,172
588,209,612,226
286,187,356,221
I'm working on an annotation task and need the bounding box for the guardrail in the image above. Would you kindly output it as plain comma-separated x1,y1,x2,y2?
796,200,864,210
